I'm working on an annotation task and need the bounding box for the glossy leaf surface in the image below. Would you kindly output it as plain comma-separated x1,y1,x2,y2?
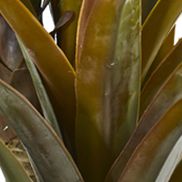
143,27,175,84
58,0,82,66
142,0,182,80
141,39,182,115
0,79,83,182
0,0,76,145
76,0,141,181
0,16,23,71
106,100,182,181
17,38,62,138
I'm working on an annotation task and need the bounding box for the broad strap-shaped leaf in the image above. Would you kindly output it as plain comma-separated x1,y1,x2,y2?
0,79,83,182
141,39,182,115
142,0,158,23
76,0,141,181
109,63,182,178
0,139,32,182
106,100,182,181
0,16,23,71
143,26,175,85
156,136,182,182
17,37,62,138
0,17,40,110
0,0,76,147
142,0,182,80
58,0,82,66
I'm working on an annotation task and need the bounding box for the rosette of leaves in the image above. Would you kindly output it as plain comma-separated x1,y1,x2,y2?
0,0,182,182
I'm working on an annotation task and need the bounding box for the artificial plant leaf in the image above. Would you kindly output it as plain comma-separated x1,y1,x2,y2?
142,0,158,23
0,16,41,111
0,62,11,83
29,0,42,15
76,0,141,181
156,136,182,182
143,26,175,85
50,11,74,37
0,16,23,71
17,37,62,138
105,62,182,181
0,116,16,144
20,0,37,15
0,139,32,182
106,100,182,182
142,0,182,80
0,116,37,182
58,0,82,66
0,79,83,182
0,0,76,147
141,39,182,116
10,68,41,111
5,137,38,182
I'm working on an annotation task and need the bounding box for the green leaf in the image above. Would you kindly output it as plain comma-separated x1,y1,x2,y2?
106,100,182,181
0,79,83,182
17,37,62,139
143,26,175,85
142,0,182,80
141,39,182,116
58,0,82,66
106,62,182,181
142,0,158,23
0,0,76,147
0,140,31,182
76,0,141,181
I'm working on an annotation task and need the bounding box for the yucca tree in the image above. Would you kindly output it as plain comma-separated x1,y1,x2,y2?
0,0,182,181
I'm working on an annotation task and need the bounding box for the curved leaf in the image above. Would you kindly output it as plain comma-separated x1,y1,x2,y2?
106,64,182,181
143,26,175,85
142,0,158,23
17,37,62,138
141,39,182,115
0,140,31,182
76,0,141,181
58,0,82,66
142,0,182,80
5,137,38,182
156,136,182,182
0,0,76,146
106,100,182,181
0,79,83,182
0,16,23,71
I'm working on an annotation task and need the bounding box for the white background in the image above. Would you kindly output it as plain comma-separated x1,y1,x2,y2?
0,6,182,182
